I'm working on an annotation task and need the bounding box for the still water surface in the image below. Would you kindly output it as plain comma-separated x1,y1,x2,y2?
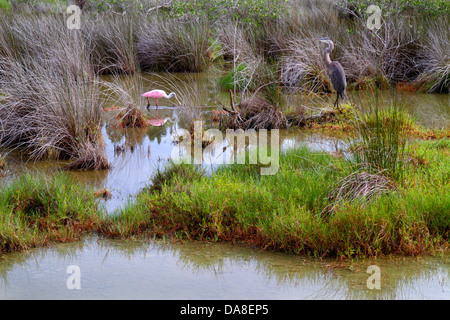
0,235,448,299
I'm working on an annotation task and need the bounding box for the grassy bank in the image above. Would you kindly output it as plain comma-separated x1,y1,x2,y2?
1,135,449,257
0,0,448,258
99,137,450,258
0,173,101,253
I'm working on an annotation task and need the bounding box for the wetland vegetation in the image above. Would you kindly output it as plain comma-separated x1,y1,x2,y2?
0,0,449,260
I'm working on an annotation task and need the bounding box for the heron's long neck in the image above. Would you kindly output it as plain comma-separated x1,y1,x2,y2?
324,43,334,67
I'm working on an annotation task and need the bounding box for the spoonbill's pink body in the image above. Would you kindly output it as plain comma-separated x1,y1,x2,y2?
142,90,176,110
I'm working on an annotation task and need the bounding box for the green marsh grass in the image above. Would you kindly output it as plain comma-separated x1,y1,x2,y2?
352,101,410,181
0,173,101,253
1,140,449,257
103,138,450,258
0,0,11,10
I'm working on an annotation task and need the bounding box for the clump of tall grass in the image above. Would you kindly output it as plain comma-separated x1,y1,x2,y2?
413,19,450,93
277,1,346,92
84,12,138,75
281,38,333,93
226,95,287,130
218,63,249,91
351,98,411,181
0,14,109,170
137,16,213,72
277,1,447,93
216,23,286,107
146,160,205,194
280,9,417,91
325,168,396,215
114,106,150,128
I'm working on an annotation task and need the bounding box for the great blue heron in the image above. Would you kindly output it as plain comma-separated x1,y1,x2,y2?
314,37,346,111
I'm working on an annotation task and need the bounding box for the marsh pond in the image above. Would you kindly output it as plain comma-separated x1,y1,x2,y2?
1,0,449,300
1,72,449,300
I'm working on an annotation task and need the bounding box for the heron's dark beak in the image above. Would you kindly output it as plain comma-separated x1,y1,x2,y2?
314,38,329,43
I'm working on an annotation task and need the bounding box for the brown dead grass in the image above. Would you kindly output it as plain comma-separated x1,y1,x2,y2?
225,96,287,130
113,106,150,129
94,188,112,200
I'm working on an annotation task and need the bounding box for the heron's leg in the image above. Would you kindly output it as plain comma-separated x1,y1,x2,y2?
334,93,341,112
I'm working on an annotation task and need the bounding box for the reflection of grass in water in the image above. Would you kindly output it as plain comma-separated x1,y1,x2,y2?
98,237,450,299
0,226,448,299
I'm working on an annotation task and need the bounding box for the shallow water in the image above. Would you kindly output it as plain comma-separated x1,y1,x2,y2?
0,73,449,300
0,235,448,300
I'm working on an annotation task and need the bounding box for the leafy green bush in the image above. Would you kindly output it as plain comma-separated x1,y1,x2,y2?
171,0,288,26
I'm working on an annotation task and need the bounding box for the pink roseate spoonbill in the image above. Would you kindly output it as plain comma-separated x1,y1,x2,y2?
142,90,176,111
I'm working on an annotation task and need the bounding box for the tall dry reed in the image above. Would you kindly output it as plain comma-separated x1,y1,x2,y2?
0,14,109,170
